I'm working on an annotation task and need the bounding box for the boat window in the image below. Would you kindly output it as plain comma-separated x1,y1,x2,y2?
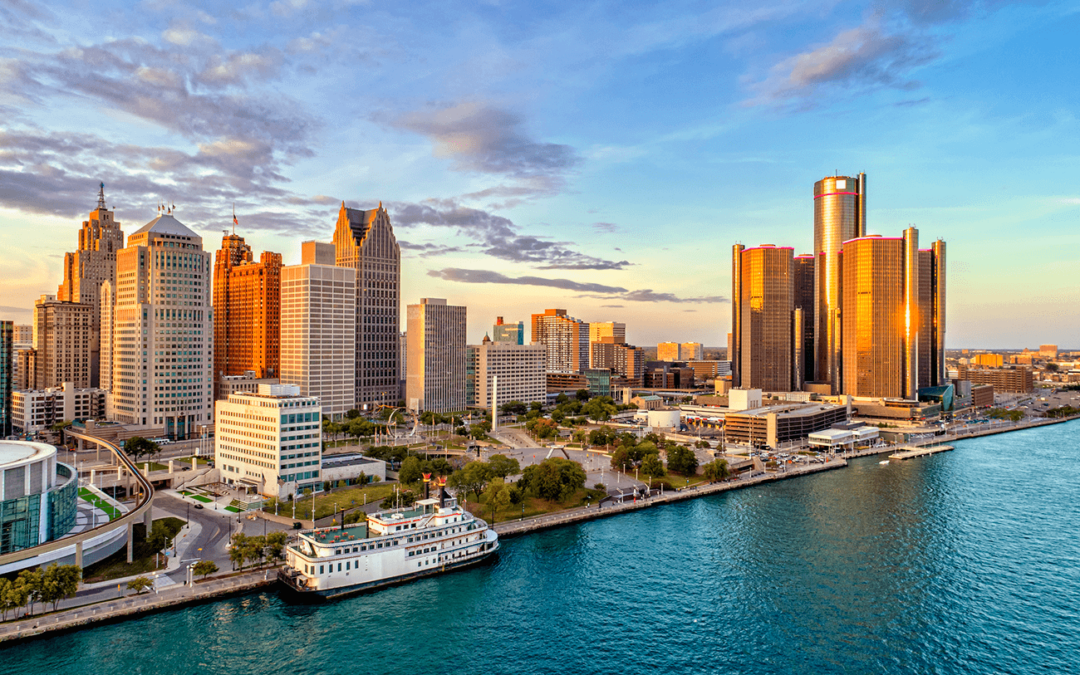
319,565,324,575
346,561,350,570
337,563,342,572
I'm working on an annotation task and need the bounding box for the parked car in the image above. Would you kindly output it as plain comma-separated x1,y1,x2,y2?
194,504,204,510
292,522,303,530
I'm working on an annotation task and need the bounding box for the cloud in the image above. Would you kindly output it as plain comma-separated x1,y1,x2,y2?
0,304,32,315
162,22,215,47
592,222,620,233
399,241,468,258
391,199,630,270
601,304,625,308
746,18,935,106
385,101,580,199
429,268,727,304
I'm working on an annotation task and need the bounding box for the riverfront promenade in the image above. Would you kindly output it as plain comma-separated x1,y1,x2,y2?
0,569,276,644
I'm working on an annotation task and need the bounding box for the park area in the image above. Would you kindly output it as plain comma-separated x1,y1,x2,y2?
78,488,123,521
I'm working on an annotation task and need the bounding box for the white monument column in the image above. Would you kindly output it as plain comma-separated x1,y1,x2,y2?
491,375,498,430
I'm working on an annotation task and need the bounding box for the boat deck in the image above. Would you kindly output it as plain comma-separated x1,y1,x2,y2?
308,523,372,543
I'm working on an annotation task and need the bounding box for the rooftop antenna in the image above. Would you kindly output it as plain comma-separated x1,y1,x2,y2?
97,182,106,209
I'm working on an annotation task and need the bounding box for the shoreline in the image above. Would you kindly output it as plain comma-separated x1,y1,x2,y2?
2,414,1075,645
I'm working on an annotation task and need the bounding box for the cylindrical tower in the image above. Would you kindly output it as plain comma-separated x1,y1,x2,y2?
813,175,864,391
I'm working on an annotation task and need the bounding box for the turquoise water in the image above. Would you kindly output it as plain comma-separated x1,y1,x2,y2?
6,421,1080,674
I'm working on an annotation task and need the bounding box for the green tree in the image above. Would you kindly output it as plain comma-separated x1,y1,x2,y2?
398,456,423,484
230,533,249,571
520,458,587,502
482,479,514,523
610,446,631,471
640,453,665,478
555,392,569,404
39,564,81,612
666,445,699,476
529,401,544,412
702,458,731,482
124,436,159,462
147,520,172,555
575,389,591,402
16,568,43,616
345,408,361,419
266,531,288,560
193,560,219,580
127,577,153,595
0,578,24,621
501,401,528,415
581,396,617,421
487,454,521,480
448,460,493,500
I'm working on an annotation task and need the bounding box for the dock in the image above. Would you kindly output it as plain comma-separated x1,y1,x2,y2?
889,445,955,460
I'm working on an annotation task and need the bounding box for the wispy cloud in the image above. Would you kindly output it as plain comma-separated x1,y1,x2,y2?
428,268,727,304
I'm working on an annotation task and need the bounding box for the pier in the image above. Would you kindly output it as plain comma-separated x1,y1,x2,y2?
889,445,955,460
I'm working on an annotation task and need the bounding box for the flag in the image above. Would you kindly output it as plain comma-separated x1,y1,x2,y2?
233,214,238,225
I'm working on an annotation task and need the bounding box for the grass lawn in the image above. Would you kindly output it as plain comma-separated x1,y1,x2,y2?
652,473,709,491
172,456,211,468
263,483,397,520
135,461,171,472
464,487,606,524
78,488,123,520
82,517,186,583
224,506,242,513
189,494,213,503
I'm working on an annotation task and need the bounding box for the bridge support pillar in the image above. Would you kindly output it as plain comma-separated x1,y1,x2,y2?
144,507,152,533
127,521,134,563
75,540,83,570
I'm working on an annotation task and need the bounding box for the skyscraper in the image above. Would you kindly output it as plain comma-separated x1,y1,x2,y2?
57,184,124,387
33,294,93,389
104,211,214,438
213,232,282,398
813,173,865,391
0,321,11,437
731,244,794,392
333,202,401,410
793,254,815,386
407,298,467,413
588,321,626,367
840,227,945,398
590,337,646,386
280,242,357,419
492,317,525,345
531,309,589,373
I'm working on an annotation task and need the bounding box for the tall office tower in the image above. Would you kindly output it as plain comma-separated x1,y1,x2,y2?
841,227,945,398
590,337,646,386
813,173,865,391
280,242,357,419
931,239,946,385
11,325,32,393
492,317,525,345
105,212,214,438
33,295,93,389
531,309,589,373
657,342,681,361
212,232,282,398
332,202,401,410
57,184,125,387
731,245,794,392
474,341,547,409
406,299,467,413
793,254,815,387
680,342,704,361
1,321,11,436
13,325,32,347
588,321,626,367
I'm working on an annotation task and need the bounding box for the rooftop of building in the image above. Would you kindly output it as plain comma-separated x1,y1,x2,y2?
0,441,56,467
130,213,201,239
322,453,384,469
727,402,845,419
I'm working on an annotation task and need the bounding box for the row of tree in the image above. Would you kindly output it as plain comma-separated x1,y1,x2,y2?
229,532,288,571
0,564,81,620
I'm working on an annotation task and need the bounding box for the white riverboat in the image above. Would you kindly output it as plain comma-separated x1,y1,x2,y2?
278,489,499,600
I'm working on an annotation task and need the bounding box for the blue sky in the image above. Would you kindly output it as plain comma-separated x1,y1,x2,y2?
2,0,1078,348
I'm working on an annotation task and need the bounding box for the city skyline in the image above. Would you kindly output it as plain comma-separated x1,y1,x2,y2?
2,1,1079,348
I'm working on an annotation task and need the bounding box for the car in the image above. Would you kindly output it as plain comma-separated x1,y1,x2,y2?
193,504,204,510
292,522,303,530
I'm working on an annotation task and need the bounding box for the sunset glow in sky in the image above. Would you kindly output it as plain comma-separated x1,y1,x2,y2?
2,0,1078,348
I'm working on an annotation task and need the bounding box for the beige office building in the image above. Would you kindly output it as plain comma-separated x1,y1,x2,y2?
33,295,94,390
657,342,681,361
588,321,625,367
57,185,125,387
680,342,704,361
407,299,467,413
591,337,646,386
104,212,214,439
11,383,106,434
333,203,401,410
215,384,323,499
280,242,356,419
531,309,589,373
474,342,546,409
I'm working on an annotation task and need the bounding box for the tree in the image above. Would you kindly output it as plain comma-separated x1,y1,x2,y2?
0,578,24,621
529,401,544,412
581,396,617,421
39,564,80,612
575,389,591,402
667,445,699,476
398,456,423,484
640,453,665,478
16,568,43,616
193,560,219,580
147,520,171,555
501,401,528,415
266,531,288,561
520,458,586,502
487,454,520,480
230,533,249,570
589,426,616,449
556,392,569,404
482,479,513,523
448,460,493,500
124,436,160,462
127,577,154,595
572,430,588,447
702,458,730,482
610,446,631,471
345,408,361,419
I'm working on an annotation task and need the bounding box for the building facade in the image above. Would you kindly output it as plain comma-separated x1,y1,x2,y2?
407,299,467,413
793,254,815,386
103,212,214,439
1,321,10,437
57,185,124,387
213,233,282,397
531,309,589,374
280,244,357,419
589,322,626,367
11,383,106,435
492,317,525,345
731,245,794,392
473,342,546,410
0,441,78,554
33,295,94,390
590,337,645,386
813,174,866,391
332,203,401,410
657,342,681,361
957,365,1034,394
680,342,704,361
215,384,322,499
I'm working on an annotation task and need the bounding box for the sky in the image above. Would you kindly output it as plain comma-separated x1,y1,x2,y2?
1,0,1078,349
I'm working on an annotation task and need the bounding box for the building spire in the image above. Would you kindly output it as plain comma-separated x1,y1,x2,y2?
97,182,106,209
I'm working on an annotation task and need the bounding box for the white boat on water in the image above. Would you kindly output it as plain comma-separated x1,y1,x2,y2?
879,460,890,465
278,486,499,601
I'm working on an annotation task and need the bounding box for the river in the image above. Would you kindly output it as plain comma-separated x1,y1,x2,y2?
6,420,1079,674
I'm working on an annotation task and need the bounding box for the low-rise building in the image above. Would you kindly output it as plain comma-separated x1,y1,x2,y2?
321,453,387,485
216,371,280,401
11,383,106,434
215,384,322,499
957,364,1034,394
724,403,849,448
630,395,663,410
